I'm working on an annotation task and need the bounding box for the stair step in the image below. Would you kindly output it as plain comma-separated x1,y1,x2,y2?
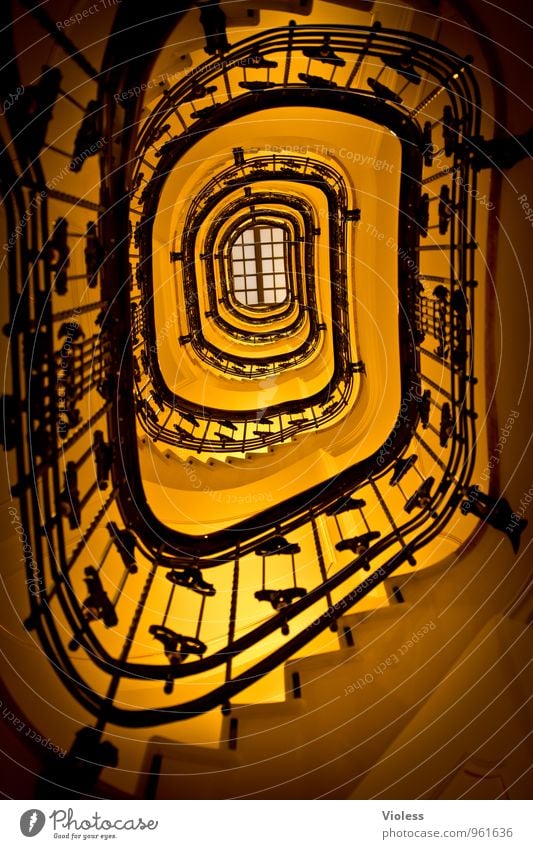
353,616,533,799
336,602,413,650
136,736,240,800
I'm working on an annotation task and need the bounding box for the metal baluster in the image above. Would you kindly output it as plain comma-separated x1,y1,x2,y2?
52,300,107,322
161,584,176,629
422,167,454,185
222,549,240,714
153,408,173,442
419,373,453,401
110,568,131,609
96,557,160,730
65,488,118,573
414,432,449,471
61,403,109,452
310,515,336,631
345,22,382,88
283,21,296,87
162,89,188,131
368,477,416,565
195,595,207,641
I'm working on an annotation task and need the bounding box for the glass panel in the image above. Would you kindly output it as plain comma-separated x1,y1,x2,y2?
230,226,288,307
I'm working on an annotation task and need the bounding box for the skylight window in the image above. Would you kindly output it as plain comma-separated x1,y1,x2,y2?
230,226,288,307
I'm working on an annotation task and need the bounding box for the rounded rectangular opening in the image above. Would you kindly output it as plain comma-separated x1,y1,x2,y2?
230,226,289,307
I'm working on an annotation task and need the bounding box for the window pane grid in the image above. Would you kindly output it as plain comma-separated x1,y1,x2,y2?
230,226,289,307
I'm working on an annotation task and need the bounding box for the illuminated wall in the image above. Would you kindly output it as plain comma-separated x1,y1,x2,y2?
0,0,531,800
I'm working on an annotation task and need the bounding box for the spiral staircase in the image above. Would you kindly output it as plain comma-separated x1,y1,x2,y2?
0,0,531,799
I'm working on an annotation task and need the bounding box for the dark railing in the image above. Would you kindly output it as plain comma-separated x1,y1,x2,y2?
132,149,357,449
